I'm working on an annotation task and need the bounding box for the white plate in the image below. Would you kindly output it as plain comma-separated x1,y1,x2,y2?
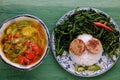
51,8,119,77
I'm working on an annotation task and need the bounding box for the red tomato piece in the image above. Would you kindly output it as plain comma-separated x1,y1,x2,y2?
24,40,31,46
7,35,11,41
24,57,30,65
13,34,20,38
24,49,35,60
17,56,30,65
35,49,43,56
17,56,25,65
33,55,37,62
30,43,43,56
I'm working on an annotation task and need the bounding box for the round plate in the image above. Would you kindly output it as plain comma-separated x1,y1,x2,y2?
51,8,119,77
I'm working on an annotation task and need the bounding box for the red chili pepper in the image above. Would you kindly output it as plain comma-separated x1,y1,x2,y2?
30,43,43,56
14,34,20,38
94,22,114,32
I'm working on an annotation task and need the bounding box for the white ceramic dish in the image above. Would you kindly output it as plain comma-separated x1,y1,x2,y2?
51,8,119,77
0,14,50,70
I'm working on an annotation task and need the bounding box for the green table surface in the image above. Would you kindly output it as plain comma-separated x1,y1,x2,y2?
0,0,120,80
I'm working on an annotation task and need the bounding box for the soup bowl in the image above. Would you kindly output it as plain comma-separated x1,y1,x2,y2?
0,14,50,70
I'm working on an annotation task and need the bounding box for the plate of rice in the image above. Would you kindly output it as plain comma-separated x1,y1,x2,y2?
51,8,120,77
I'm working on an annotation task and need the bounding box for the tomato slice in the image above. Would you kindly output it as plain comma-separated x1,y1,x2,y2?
33,55,37,62
14,34,20,38
7,35,11,41
24,57,30,65
30,43,43,56
17,56,25,65
24,40,31,46
17,56,30,65
24,49,35,60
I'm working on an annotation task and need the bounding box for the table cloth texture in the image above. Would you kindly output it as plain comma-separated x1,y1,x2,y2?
0,0,120,80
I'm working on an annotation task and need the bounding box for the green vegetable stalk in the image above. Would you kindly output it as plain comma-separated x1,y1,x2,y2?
75,65,101,72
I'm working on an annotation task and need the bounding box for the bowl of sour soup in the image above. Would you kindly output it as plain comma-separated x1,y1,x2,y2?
0,14,50,70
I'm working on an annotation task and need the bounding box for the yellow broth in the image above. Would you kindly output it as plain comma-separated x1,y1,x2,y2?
1,19,47,65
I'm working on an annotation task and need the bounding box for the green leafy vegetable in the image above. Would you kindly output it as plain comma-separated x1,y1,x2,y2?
54,8,120,61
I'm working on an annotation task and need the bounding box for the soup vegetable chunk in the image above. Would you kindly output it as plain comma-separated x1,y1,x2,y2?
1,20,46,65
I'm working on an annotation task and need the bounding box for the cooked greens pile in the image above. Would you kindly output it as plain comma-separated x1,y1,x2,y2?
54,8,120,60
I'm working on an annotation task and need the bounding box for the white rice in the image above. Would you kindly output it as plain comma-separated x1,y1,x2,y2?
69,34,103,66
77,34,93,45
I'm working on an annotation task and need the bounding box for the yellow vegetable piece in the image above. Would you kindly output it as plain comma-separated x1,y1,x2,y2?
22,26,37,37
